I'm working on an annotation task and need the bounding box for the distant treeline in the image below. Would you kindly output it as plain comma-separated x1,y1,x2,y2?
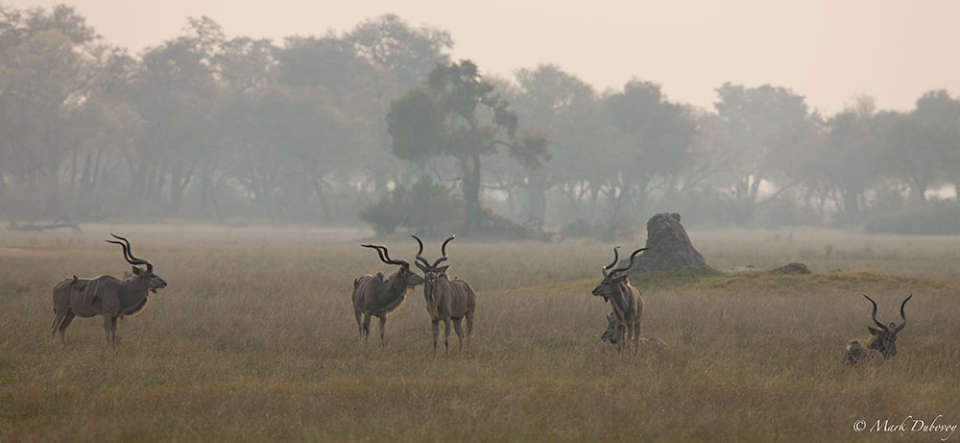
1,5,958,236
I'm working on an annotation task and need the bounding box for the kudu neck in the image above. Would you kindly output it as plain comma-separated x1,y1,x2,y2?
118,276,152,309
608,280,634,310
385,269,413,297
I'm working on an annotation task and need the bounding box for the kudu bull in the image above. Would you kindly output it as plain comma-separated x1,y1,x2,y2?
412,234,476,355
51,234,167,347
592,246,646,355
352,243,424,346
844,293,912,365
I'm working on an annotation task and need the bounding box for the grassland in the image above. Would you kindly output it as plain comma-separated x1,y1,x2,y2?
1,224,958,442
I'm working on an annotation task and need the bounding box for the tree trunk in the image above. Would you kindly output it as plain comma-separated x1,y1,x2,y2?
69,148,78,189
525,173,547,228
590,183,601,219
909,176,927,208
312,177,330,223
461,153,482,234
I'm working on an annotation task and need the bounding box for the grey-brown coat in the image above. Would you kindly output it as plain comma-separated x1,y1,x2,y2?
844,293,912,365
352,243,424,346
592,247,646,355
51,234,167,347
413,235,476,355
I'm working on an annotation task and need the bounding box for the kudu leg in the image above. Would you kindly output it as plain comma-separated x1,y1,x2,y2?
103,316,114,346
51,313,66,342
378,315,387,347
431,319,440,356
443,319,451,355
361,314,372,345
633,320,641,355
465,313,474,350
354,310,363,338
616,324,626,355
110,316,120,346
58,312,75,347
452,318,464,353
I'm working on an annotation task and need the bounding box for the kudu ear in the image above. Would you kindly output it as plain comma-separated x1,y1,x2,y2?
415,261,428,272
868,327,881,335
436,265,450,275
131,266,143,275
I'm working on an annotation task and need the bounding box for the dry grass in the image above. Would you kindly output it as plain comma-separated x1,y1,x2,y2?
1,225,958,442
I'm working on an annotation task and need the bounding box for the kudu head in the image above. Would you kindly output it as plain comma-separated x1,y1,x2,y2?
592,247,646,302
105,233,167,293
411,234,455,285
361,243,424,288
411,234,455,316
862,293,912,358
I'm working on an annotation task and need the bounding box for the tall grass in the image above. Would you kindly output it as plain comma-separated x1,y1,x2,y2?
1,225,958,442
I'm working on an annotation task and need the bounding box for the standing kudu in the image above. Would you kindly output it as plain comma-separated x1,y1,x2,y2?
844,293,912,365
51,234,167,347
412,234,476,355
591,247,646,355
352,243,424,346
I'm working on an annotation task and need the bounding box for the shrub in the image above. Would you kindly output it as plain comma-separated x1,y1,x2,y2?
359,178,460,235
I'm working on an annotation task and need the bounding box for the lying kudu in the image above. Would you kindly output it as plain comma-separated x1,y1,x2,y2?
412,234,476,355
601,313,668,349
592,246,647,355
51,234,167,347
844,293,912,365
352,243,424,346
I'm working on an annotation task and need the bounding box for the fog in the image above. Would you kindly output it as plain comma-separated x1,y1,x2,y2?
1,2,958,238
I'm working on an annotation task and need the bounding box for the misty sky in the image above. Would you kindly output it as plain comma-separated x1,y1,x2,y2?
7,0,960,114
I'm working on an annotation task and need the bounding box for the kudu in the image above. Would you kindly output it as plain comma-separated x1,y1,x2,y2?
352,243,424,346
592,247,646,355
51,234,167,347
412,234,476,355
601,312,667,349
844,293,912,365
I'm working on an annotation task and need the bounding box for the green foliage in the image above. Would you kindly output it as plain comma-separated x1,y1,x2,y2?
387,89,445,161
359,178,461,235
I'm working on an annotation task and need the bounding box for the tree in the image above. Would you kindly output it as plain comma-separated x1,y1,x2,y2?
913,90,960,203
347,14,453,93
603,80,697,225
819,106,873,221
509,64,601,226
0,5,104,217
123,17,223,214
388,60,548,234
713,82,817,224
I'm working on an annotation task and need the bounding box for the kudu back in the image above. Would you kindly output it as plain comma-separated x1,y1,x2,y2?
51,234,167,347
